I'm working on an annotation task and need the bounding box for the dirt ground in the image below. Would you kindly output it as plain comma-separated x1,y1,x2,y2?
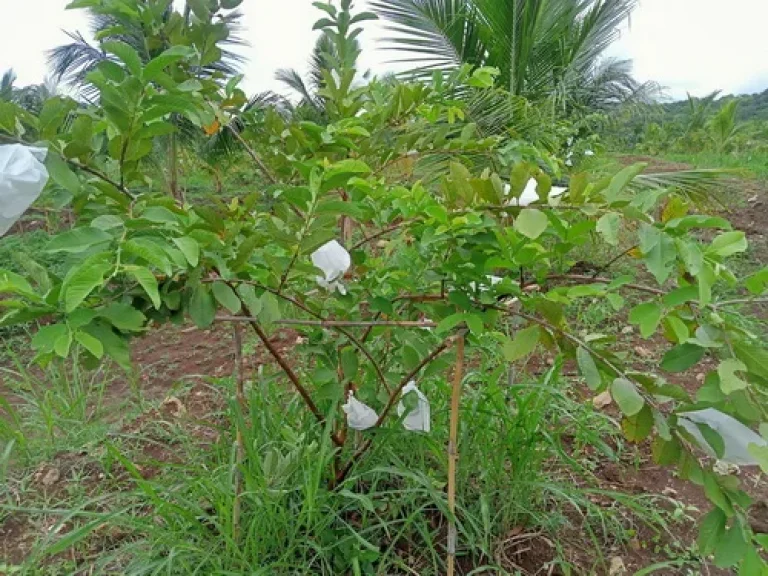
2,157,767,574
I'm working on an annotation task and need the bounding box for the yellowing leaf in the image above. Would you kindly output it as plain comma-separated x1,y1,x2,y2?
718,358,748,395
514,209,548,240
203,119,221,135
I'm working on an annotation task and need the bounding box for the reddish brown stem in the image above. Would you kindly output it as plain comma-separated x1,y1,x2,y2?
247,320,344,448
334,331,464,484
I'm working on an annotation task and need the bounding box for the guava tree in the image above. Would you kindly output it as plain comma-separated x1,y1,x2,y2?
1,0,768,571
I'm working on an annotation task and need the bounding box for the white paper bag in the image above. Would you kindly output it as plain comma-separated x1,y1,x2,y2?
311,239,351,295
678,408,767,466
0,144,49,237
397,381,431,432
342,391,378,430
504,178,567,207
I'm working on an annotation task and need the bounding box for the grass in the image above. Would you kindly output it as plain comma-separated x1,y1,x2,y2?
0,340,700,574
662,150,768,180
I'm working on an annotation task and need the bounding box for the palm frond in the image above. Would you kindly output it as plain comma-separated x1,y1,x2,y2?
0,69,17,101
631,169,733,206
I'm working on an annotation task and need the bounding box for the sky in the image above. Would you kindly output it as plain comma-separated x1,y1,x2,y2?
1,0,767,101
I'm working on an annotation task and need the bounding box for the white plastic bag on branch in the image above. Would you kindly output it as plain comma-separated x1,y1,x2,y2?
0,144,49,237
311,240,351,295
504,178,567,207
678,408,767,466
342,391,378,430
397,381,431,432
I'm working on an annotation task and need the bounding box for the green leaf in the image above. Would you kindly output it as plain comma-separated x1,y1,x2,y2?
696,422,726,459
84,324,132,371
663,285,698,307
629,302,663,339
172,237,200,267
436,313,468,334
611,378,644,416
188,0,211,19
189,284,215,328
176,79,203,92
514,209,548,240
98,302,146,332
503,326,540,362
639,224,675,284
144,46,195,81
622,405,654,442
236,284,262,316
663,315,690,344
46,153,81,195
260,292,280,327
747,444,768,474
718,359,749,395
123,239,172,276
126,266,160,309
708,231,748,258
102,41,143,77
661,343,705,372
745,268,768,295
38,97,77,139
734,342,768,381
63,261,111,313
220,0,243,7
703,472,733,515
47,227,112,253
349,11,378,24
576,347,601,390
340,347,358,380
603,163,646,203
32,324,70,355
739,548,766,576
713,524,747,568
75,331,104,359
596,213,621,246
212,282,241,314
402,345,421,371
697,508,727,555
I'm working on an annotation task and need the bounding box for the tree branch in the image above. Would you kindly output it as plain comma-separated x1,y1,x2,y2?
546,274,665,296
228,125,278,185
216,317,437,328
335,330,464,484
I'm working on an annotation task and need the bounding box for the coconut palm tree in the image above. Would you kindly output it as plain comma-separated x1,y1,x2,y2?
0,69,17,102
370,0,656,112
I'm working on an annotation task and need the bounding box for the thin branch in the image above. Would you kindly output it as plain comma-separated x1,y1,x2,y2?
336,331,464,484
227,125,278,185
215,281,391,394
505,309,660,411
232,324,246,541
713,298,768,308
247,318,343,448
70,160,136,199
593,244,639,276
446,334,465,576
0,133,134,199
546,274,665,296
351,222,404,250
216,317,437,328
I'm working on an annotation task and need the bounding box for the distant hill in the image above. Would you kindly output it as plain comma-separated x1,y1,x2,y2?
661,89,768,123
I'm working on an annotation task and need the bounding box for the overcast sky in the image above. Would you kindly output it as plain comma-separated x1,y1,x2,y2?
1,0,767,101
